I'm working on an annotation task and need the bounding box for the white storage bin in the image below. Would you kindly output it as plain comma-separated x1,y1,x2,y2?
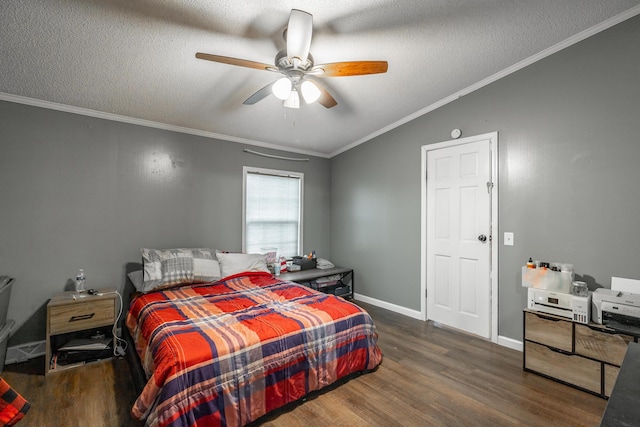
522,266,572,293
0,319,14,373
0,277,13,326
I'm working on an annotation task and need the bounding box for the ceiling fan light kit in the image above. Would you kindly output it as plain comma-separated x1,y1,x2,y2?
272,78,292,100
301,81,321,104
284,89,300,109
196,9,388,110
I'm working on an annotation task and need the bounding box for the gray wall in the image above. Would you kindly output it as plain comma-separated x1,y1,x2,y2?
0,103,331,345
2,15,639,347
331,15,640,341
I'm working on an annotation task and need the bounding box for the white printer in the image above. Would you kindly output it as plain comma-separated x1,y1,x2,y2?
592,287,640,336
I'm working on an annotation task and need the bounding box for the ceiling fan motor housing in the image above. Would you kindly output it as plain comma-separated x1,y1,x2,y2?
275,50,314,72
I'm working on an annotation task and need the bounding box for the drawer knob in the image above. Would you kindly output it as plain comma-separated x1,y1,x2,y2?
69,313,95,322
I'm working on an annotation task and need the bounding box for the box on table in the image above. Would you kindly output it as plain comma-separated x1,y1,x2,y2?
292,257,317,271
522,266,572,293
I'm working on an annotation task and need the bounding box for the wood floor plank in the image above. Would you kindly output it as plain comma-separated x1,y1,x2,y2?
2,301,607,426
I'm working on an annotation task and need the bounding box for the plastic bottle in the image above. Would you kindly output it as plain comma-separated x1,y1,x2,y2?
76,269,86,292
526,258,535,269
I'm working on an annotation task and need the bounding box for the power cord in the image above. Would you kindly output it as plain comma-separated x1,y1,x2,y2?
97,290,128,357
112,290,128,357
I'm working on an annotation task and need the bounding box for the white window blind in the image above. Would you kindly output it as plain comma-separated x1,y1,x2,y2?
243,167,303,258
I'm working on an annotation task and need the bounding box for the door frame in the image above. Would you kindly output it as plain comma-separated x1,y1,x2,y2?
420,131,499,343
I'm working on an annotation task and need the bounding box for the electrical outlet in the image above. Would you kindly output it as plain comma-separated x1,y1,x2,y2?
504,232,514,246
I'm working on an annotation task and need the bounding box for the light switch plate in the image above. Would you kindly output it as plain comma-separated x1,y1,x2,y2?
504,232,514,246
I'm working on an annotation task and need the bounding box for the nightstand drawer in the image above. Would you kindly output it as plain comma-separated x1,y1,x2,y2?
49,299,115,334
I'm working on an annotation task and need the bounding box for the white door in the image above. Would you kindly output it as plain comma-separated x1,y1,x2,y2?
426,137,492,338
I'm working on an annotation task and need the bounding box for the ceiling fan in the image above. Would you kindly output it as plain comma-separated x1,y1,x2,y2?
196,9,388,109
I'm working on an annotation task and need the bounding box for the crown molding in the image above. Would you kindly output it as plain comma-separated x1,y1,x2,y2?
0,92,331,159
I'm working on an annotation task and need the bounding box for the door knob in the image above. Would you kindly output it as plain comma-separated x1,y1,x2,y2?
478,234,487,243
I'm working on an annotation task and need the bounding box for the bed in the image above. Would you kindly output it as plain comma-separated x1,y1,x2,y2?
125,267,382,427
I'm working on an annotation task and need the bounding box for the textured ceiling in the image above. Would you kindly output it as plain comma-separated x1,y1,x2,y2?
1,1,639,157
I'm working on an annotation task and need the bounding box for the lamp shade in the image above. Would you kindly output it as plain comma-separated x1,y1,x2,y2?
284,89,300,109
301,80,321,103
272,78,292,100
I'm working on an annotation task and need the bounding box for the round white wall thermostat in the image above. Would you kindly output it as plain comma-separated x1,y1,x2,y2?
451,129,462,139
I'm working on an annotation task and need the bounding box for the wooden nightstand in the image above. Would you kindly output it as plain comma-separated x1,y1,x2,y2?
45,289,118,374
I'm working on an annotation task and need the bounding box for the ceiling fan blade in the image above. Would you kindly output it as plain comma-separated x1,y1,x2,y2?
313,61,388,77
243,82,274,105
196,53,275,72
316,85,337,109
286,9,313,65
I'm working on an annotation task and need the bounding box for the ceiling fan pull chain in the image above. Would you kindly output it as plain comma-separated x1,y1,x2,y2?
283,107,296,126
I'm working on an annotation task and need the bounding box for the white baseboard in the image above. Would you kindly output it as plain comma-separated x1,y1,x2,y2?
354,293,524,352
5,340,46,365
354,293,423,320
497,335,523,352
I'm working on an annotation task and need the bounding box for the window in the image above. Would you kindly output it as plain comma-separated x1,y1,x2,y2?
243,166,303,258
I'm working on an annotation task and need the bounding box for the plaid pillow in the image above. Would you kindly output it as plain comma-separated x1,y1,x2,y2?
190,248,222,282
141,248,221,293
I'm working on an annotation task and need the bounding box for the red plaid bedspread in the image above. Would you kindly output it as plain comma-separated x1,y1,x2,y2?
126,272,382,427
0,377,30,426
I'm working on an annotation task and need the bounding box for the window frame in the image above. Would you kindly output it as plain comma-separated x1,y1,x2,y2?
242,166,304,257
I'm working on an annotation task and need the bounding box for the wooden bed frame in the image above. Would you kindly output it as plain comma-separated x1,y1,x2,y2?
123,264,147,396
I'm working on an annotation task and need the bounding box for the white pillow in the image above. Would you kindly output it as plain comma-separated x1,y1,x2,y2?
217,252,269,278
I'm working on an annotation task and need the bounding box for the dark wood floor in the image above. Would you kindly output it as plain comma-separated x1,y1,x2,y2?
3,301,606,426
